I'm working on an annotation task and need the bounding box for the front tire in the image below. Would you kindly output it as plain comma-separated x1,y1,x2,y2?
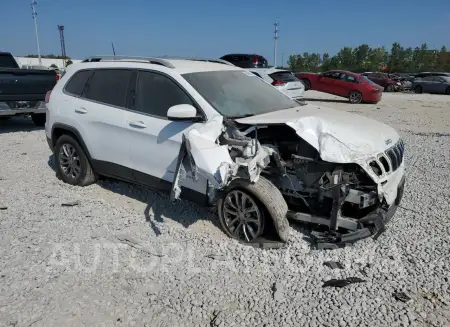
348,91,362,104
31,113,46,126
445,87,450,95
217,176,290,243
54,134,97,186
414,85,422,94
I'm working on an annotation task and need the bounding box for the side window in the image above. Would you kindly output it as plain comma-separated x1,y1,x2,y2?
64,70,92,96
324,72,341,79
135,71,194,118
83,69,133,107
341,74,358,83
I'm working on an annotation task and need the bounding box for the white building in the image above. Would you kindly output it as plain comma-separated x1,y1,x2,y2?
14,56,82,69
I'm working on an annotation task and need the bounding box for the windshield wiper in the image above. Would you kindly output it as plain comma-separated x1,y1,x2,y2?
227,113,255,119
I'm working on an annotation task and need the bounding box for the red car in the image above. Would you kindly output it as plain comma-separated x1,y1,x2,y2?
296,70,383,104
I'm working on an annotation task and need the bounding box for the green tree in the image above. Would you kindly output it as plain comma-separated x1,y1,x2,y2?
65,59,73,67
50,64,58,69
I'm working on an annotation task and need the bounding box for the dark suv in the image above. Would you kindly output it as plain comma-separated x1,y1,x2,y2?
219,54,269,68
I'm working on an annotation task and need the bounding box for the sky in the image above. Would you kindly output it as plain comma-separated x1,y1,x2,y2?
1,0,450,65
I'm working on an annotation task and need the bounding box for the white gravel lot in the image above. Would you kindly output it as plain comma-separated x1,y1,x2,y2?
0,91,449,327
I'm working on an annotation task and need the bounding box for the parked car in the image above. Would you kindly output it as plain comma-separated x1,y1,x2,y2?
412,72,450,79
296,70,384,104
360,72,403,92
411,75,450,94
0,51,58,125
219,54,268,68
248,68,305,100
45,55,405,248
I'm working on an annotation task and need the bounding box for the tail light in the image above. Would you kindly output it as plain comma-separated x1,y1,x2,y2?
45,90,52,103
56,74,60,82
252,57,259,66
272,80,286,86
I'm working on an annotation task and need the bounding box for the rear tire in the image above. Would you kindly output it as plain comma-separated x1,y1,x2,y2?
54,134,97,186
302,79,311,91
386,85,394,92
217,176,290,243
31,113,46,126
348,91,362,104
414,85,422,94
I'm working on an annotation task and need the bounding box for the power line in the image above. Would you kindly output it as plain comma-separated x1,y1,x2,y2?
31,0,42,65
273,22,279,67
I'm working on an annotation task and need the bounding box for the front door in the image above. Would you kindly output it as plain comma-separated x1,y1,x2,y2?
125,69,208,197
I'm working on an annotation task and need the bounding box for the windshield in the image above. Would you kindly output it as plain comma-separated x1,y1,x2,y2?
182,70,300,117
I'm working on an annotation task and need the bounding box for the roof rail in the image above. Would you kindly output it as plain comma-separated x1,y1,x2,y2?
81,55,175,68
161,56,235,66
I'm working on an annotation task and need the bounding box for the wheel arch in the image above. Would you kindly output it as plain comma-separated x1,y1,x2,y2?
51,123,93,160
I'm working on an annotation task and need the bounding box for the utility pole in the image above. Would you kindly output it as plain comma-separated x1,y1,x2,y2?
273,22,279,68
31,0,42,65
58,25,66,67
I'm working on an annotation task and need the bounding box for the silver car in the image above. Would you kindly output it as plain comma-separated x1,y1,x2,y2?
412,76,450,95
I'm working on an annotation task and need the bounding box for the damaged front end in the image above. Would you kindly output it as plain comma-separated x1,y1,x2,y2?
170,115,406,249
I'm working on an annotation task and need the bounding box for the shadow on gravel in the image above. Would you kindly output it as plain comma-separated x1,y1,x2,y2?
0,116,43,134
47,154,221,236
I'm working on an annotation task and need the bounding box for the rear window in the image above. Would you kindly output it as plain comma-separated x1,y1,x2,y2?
269,71,298,82
64,70,93,96
0,53,19,68
83,69,133,108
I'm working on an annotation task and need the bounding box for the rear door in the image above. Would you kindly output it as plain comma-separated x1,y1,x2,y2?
428,76,447,93
420,76,436,93
317,71,341,94
73,68,135,179
268,70,304,98
335,73,359,96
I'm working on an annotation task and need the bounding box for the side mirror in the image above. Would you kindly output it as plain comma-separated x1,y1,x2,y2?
167,104,201,122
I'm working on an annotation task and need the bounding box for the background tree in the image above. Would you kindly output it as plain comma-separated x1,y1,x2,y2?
65,59,73,67
287,42,449,73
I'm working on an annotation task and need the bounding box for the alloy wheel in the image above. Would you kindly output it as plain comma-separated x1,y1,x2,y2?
349,91,362,103
58,143,81,179
222,190,264,242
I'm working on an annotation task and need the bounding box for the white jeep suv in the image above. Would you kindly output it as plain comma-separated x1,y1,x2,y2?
45,56,406,249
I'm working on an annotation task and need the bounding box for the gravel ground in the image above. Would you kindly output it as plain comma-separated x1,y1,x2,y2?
1,91,449,327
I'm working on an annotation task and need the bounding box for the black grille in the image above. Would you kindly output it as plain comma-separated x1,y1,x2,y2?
385,139,404,172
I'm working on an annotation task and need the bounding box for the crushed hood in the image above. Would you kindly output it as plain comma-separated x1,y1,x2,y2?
235,104,400,163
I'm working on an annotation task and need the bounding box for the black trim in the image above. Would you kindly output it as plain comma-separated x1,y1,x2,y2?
91,159,209,206
51,123,93,160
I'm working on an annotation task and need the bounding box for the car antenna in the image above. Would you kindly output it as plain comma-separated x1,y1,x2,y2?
111,42,116,58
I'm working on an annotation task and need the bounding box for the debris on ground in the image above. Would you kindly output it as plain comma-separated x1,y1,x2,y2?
205,254,227,261
61,200,80,207
323,261,344,269
393,292,412,303
0,206,7,210
322,277,366,288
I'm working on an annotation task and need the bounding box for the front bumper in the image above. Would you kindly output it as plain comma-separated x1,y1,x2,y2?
288,175,405,249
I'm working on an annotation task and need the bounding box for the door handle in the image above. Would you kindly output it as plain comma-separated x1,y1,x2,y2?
129,121,147,129
75,107,87,114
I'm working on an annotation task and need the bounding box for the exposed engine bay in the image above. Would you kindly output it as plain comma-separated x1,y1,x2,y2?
170,114,405,249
